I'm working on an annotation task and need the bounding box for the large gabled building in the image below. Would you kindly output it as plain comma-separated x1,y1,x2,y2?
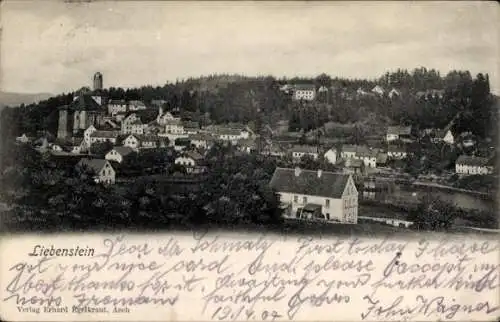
269,167,358,223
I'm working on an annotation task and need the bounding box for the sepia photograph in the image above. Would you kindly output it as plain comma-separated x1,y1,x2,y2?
0,1,498,321
0,1,498,235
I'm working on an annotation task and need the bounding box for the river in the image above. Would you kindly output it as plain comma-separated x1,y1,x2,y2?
381,183,496,212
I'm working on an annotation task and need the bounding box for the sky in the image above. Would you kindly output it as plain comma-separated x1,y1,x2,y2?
1,1,498,95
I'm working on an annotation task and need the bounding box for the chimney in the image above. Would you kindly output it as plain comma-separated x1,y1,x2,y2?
294,167,301,177
317,169,323,178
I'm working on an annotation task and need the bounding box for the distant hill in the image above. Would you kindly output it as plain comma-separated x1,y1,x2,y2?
0,91,53,109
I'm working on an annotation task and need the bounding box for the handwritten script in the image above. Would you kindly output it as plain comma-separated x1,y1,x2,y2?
0,233,498,321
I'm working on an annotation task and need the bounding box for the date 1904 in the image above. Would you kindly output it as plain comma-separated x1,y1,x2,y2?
211,305,282,321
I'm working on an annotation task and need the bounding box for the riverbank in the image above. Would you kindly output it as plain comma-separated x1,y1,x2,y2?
412,180,494,197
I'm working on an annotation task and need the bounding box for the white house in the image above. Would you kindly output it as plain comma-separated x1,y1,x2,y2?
386,126,412,142
107,100,128,115
371,85,385,96
324,148,338,165
105,146,134,163
455,155,493,175
216,128,249,144
269,167,358,223
293,84,316,101
237,138,257,154
156,107,179,125
121,113,139,134
189,133,215,150
122,134,141,150
76,158,115,184
140,135,158,149
289,145,319,160
388,88,401,99
130,120,147,135
84,125,97,146
90,131,119,145
432,129,455,145
165,119,185,135
174,151,206,174
340,145,378,168
387,146,408,159
128,100,147,111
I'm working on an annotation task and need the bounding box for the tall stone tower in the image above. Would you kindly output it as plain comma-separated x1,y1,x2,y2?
93,72,103,91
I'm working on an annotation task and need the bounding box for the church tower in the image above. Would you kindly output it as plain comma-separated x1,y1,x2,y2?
93,72,103,91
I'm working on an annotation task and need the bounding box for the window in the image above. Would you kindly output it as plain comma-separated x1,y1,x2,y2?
325,199,330,208
303,197,307,204
293,195,298,203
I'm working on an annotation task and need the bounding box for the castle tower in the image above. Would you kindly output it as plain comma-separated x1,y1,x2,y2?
93,72,103,91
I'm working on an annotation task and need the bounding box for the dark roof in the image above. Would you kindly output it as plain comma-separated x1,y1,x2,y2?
269,168,350,199
90,130,119,138
108,99,127,105
110,146,134,156
456,155,490,167
294,84,316,91
67,94,102,111
387,126,412,136
290,145,318,154
184,150,203,160
76,158,111,173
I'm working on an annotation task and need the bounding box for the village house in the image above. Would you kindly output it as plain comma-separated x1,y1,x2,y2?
15,134,32,143
164,119,185,134
151,99,167,108
61,137,85,154
75,158,115,184
174,150,206,174
216,128,248,144
455,155,493,175
289,145,319,160
156,107,179,125
386,125,412,142
338,158,365,175
432,129,455,144
182,121,200,135
237,138,257,154
131,119,148,135
140,135,158,149
340,145,378,168
260,144,286,158
121,113,139,134
174,137,191,151
387,145,408,159
84,125,97,146
107,100,128,115
388,88,401,99
128,100,147,111
189,133,215,150
356,87,372,97
269,167,358,223
292,84,316,101
324,147,338,165
90,130,119,145
105,146,134,163
122,134,141,150
371,85,385,96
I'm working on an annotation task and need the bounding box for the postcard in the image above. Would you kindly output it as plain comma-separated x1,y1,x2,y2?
0,0,498,321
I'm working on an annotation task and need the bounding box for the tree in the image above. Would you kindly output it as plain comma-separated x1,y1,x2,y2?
408,193,458,231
